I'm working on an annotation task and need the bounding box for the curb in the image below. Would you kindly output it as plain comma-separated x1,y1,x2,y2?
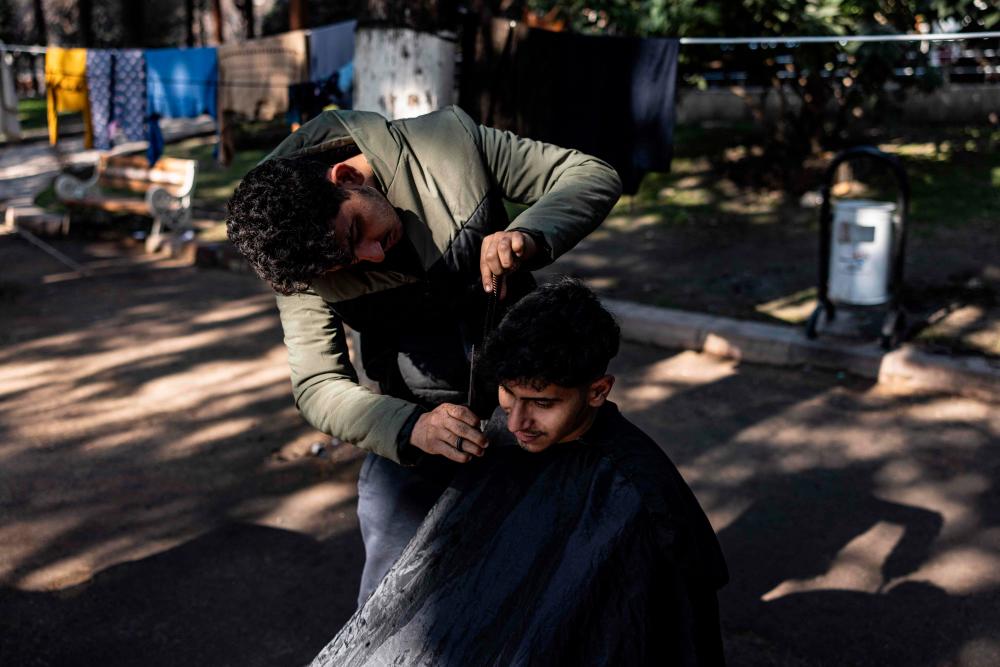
605,298,999,403
190,240,999,403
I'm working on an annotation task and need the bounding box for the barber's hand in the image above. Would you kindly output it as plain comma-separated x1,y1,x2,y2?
480,231,538,298
410,403,488,463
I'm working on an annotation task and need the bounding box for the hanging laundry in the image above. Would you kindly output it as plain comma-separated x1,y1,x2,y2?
217,30,308,164
308,20,356,82
1,51,21,141
145,47,218,164
87,49,147,151
44,46,93,147
461,20,679,194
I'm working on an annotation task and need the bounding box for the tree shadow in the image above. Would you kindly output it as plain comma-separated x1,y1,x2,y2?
2,234,998,667
0,522,364,667
610,345,1000,665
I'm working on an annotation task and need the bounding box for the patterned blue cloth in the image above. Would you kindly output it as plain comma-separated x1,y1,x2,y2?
145,47,218,163
86,49,147,151
86,50,113,149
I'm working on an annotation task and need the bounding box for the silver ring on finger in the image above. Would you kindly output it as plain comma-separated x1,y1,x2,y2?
455,436,465,453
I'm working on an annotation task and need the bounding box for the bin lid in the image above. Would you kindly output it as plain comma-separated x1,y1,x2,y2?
833,199,896,211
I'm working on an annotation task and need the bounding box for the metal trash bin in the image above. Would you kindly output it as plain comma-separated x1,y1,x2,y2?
828,199,896,306
806,146,910,349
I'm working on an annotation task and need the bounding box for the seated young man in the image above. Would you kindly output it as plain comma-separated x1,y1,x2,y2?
311,279,729,667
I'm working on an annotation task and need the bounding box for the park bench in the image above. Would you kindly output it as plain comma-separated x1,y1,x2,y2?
55,154,197,246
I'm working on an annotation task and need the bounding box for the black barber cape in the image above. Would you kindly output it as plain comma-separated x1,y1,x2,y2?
311,402,728,666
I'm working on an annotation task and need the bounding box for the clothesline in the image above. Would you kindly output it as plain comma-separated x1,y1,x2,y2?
679,31,1000,45
4,31,1000,54
43,72,341,88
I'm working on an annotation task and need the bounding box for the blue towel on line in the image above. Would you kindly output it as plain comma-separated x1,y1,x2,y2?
145,47,218,164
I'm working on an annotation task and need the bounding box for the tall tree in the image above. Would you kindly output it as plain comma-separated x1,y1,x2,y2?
289,0,307,31
523,0,997,186
121,0,144,47
236,0,254,38
33,0,48,43
186,0,196,46
79,0,94,46
211,0,223,43
355,1,459,119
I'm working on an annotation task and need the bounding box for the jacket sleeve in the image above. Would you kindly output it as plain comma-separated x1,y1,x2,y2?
477,123,622,262
276,289,422,464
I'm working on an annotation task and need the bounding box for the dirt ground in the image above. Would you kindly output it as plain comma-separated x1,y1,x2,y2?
1,235,999,666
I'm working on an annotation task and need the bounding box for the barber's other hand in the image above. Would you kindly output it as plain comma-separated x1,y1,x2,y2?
410,403,488,463
480,231,537,297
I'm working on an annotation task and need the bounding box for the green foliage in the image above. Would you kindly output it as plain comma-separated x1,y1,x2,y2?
524,1,999,185
162,139,269,212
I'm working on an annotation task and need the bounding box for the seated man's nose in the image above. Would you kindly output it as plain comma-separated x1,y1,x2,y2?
507,406,528,431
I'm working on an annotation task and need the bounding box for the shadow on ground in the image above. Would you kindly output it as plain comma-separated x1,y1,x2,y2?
1,235,998,666
610,344,1000,666
0,523,363,667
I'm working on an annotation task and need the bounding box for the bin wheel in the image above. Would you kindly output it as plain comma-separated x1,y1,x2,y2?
880,310,906,350
806,304,823,339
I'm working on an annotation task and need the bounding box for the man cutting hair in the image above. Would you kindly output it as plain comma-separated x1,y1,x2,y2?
226,106,621,603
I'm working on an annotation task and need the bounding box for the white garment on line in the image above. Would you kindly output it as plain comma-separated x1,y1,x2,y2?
1,51,22,141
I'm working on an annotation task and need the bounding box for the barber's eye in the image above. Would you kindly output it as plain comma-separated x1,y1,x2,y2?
533,400,554,408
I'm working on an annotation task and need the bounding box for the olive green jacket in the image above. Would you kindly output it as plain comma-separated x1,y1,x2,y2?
268,105,621,463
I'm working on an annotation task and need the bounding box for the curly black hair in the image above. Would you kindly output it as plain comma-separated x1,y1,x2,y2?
478,277,620,389
226,157,352,295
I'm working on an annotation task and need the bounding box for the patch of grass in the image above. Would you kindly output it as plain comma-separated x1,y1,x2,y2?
17,97,81,131
901,151,1000,228
162,139,268,212
33,184,66,212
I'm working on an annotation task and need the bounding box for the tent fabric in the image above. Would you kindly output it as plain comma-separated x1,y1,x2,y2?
0,51,21,141
217,30,308,164
311,402,727,667
217,30,308,121
86,49,146,150
308,20,356,82
44,47,93,147
145,47,218,164
461,20,679,194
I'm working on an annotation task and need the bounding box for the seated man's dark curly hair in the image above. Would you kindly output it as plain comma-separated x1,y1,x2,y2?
478,277,620,390
226,157,352,295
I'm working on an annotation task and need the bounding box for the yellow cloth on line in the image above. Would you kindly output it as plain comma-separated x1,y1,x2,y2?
44,46,93,147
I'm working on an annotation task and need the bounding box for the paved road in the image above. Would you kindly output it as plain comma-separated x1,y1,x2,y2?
0,235,997,666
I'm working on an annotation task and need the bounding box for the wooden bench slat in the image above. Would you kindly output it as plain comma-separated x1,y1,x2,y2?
64,196,151,214
102,167,186,185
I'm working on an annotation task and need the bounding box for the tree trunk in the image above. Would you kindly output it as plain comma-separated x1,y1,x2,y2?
32,0,48,44
122,1,144,47
354,27,455,120
240,0,255,38
211,0,224,44
356,1,458,120
79,0,94,47
185,0,196,46
289,0,307,31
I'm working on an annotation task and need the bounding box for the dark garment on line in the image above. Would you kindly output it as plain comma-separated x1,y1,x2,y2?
287,66,353,126
311,402,728,667
460,20,679,194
